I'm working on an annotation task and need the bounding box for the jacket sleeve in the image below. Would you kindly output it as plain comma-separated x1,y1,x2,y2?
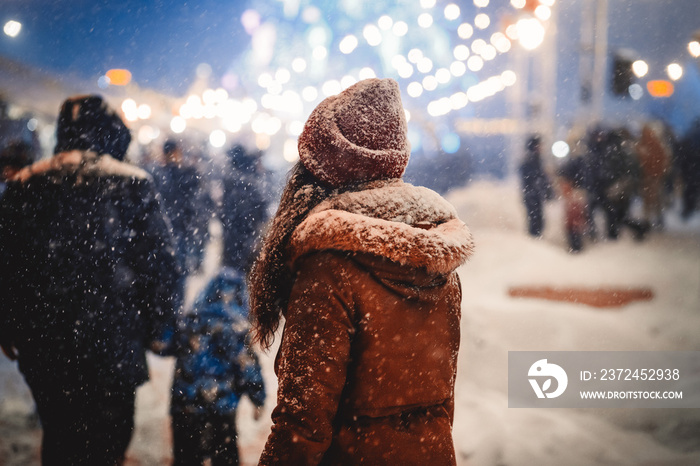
0,189,21,349
258,252,356,466
125,178,182,352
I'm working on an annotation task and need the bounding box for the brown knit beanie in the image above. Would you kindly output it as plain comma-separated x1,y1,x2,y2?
298,78,411,187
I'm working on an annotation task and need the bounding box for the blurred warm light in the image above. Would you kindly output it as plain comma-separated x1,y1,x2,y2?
511,0,526,8
137,104,151,120
491,32,512,53
257,73,273,88
398,63,414,78
283,139,300,162
420,0,436,8
475,13,490,30
450,92,468,110
453,44,470,61
418,13,434,28
417,57,434,73
121,99,137,114
535,5,551,21
312,46,328,60
422,75,438,91
255,134,271,151
240,9,261,34
392,54,407,69
407,82,424,97
363,24,382,46
428,98,451,117
209,130,226,148
170,116,186,134
276,68,291,84
378,15,393,30
287,120,305,136
552,141,570,158
435,68,451,84
647,80,674,98
666,63,683,81
392,21,408,36
467,56,484,71
106,69,132,86
444,4,461,21
689,41,700,58
223,118,242,133
4,20,21,38
458,23,474,39
471,39,487,55
450,61,467,77
632,60,648,78
341,75,358,89
505,24,519,40
474,0,489,7
540,0,555,6
480,45,497,61
322,80,342,96
137,125,159,145
516,18,545,50
339,35,359,54
404,109,411,122
215,88,228,102
292,57,307,72
409,48,424,63
202,89,217,105
500,70,517,86
359,67,377,79
302,86,318,102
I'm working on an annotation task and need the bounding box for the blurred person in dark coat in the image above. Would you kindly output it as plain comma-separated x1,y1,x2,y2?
677,118,700,219
220,144,269,273
151,138,209,275
0,95,181,465
519,135,553,237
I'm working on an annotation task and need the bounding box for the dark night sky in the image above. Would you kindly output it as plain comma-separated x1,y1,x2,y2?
0,0,252,94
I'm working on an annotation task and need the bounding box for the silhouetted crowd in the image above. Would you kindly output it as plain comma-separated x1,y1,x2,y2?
519,119,700,252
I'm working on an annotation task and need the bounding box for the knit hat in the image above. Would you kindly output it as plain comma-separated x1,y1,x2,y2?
54,95,131,161
298,78,410,187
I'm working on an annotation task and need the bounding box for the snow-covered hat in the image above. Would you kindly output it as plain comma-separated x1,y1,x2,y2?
298,78,410,187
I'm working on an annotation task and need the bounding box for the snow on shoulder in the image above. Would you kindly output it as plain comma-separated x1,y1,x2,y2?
289,179,474,275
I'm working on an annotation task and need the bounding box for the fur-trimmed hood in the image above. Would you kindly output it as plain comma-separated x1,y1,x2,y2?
288,179,474,276
12,150,149,185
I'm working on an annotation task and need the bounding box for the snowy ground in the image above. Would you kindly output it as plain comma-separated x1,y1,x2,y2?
1,177,699,465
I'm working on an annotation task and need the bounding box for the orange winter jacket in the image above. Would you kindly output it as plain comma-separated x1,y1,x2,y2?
259,180,474,465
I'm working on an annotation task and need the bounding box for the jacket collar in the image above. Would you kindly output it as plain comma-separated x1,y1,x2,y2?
288,180,474,276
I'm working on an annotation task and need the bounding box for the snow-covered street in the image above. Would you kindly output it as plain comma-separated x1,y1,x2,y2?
1,178,699,465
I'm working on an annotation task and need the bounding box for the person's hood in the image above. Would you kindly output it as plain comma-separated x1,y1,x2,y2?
288,179,474,287
12,150,148,185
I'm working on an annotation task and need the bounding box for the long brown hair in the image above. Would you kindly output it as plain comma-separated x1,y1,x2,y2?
247,162,335,349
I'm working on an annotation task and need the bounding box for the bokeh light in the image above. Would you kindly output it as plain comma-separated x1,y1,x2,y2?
552,141,570,158
3,20,22,38
632,60,648,78
666,63,683,81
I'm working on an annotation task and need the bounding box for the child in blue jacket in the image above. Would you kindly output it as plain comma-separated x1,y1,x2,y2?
169,267,265,466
